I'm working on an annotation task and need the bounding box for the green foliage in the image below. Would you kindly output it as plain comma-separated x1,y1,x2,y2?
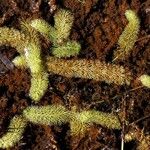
0,105,120,149
70,110,121,135
30,9,81,58
19,21,49,102
12,55,27,68
30,18,55,39
29,72,49,102
0,20,49,102
52,40,81,58
54,9,74,43
23,105,121,136
113,10,140,61
0,8,143,149
46,56,132,85
0,27,28,54
21,21,43,74
87,110,121,129
23,105,70,125
13,55,49,102
0,116,27,149
139,74,150,88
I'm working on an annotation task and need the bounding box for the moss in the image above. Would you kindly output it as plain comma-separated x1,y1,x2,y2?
113,10,140,61
0,27,28,54
23,105,70,125
23,105,121,136
0,116,27,149
46,56,132,85
29,72,49,102
139,74,150,88
30,9,81,58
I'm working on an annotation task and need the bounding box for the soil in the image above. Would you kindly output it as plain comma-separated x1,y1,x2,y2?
0,0,150,150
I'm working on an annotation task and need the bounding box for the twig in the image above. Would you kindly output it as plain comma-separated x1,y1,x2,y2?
130,115,150,125
136,35,150,42
112,86,144,100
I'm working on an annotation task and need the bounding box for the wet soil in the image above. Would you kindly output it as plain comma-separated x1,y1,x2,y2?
0,0,150,150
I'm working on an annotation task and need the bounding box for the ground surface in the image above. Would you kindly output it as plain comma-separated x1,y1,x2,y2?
0,0,150,150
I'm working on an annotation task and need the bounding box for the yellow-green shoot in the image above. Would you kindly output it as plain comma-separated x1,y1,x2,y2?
23,105,121,136
113,10,140,61
30,9,81,58
0,115,27,149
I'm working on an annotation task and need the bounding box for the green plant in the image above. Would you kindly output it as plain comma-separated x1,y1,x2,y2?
24,105,70,125
113,10,140,61
30,9,81,58
0,104,121,149
12,9,136,86
0,116,27,149
139,74,150,88
0,8,142,149
13,55,132,85
0,27,28,54
23,105,121,136
125,125,150,150
46,56,132,85
0,21,48,102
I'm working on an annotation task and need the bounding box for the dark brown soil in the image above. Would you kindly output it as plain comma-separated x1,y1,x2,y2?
0,0,150,150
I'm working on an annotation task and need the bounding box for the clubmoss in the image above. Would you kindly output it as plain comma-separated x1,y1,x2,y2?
46,56,132,85
54,9,74,43
113,10,140,61
12,55,27,68
30,9,81,58
13,55,132,85
30,18,54,39
13,56,49,103
70,109,121,136
0,104,120,149
21,21,43,74
0,115,27,149
0,8,144,149
23,105,121,136
52,40,81,58
0,21,49,102
20,21,49,102
29,72,49,102
139,74,150,88
0,27,28,54
23,105,70,125
14,56,132,85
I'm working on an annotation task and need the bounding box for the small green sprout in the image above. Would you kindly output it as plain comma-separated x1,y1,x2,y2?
30,9,81,58
113,10,140,61
23,105,121,136
0,27,28,54
0,116,27,149
13,55,132,85
0,21,48,102
46,56,132,85
139,74,150,88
